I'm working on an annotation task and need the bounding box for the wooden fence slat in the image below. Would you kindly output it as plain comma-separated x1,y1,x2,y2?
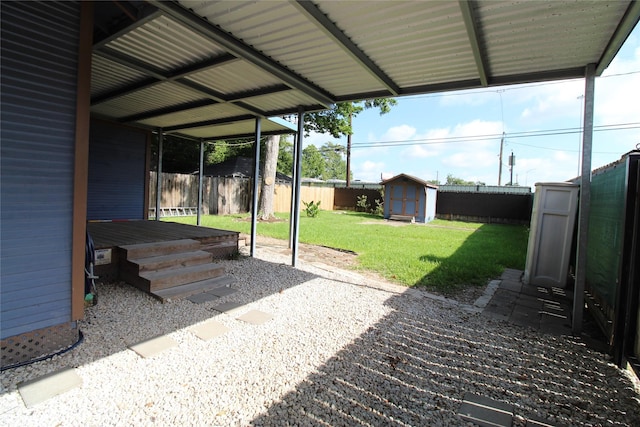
150,173,335,215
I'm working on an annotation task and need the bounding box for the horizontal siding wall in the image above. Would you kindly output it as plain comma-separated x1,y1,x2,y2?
87,121,148,220
1,2,81,338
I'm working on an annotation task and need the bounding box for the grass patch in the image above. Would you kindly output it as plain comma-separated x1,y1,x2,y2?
167,211,528,293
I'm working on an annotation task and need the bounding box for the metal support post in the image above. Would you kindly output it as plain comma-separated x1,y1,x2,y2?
155,129,163,221
573,63,596,335
250,118,261,257
197,139,204,226
289,132,299,249
292,107,304,267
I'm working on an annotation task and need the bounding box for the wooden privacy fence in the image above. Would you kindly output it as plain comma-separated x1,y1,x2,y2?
149,172,335,215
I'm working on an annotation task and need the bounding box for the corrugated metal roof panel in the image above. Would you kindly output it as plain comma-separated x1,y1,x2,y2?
318,1,478,87
477,1,631,77
243,91,325,114
137,103,249,128
179,121,259,139
91,82,202,118
104,14,227,71
91,54,148,97
181,0,383,96
186,60,282,94
86,0,638,135
177,117,295,140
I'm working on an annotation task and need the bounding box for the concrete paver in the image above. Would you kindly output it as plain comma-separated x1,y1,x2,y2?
128,335,178,358
237,310,273,325
480,269,573,335
458,392,514,427
18,367,82,408
191,320,230,341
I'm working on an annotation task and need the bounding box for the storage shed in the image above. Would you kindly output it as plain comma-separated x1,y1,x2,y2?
381,174,438,223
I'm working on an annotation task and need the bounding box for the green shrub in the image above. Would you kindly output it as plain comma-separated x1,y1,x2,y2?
373,198,384,216
356,195,370,212
303,200,321,217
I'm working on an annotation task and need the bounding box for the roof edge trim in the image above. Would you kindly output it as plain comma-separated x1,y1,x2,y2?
596,1,640,75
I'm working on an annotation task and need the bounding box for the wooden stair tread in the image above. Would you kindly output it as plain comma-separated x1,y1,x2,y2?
151,276,235,302
140,262,223,280
119,239,201,258
129,250,213,271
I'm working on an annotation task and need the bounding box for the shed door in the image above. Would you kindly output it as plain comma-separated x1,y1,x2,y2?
389,184,419,217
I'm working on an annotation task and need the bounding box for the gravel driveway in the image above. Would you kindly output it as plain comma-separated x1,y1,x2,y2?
1,245,639,426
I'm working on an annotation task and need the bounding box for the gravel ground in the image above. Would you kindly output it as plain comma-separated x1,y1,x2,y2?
1,245,639,426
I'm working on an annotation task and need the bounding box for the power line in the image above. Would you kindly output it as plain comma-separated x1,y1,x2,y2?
348,122,640,152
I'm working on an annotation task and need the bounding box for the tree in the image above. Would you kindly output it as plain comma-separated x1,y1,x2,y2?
319,142,347,180
445,174,485,186
257,98,396,219
257,134,280,220
304,99,396,185
302,144,324,179
277,137,293,177
303,99,396,137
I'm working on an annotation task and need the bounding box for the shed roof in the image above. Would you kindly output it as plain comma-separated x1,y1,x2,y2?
92,1,639,140
381,173,439,190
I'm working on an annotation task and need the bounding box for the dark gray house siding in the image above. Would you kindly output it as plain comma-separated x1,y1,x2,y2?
1,1,81,339
87,121,148,221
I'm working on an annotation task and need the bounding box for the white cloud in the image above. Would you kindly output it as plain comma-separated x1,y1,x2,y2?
515,79,584,124
353,160,386,182
380,124,416,141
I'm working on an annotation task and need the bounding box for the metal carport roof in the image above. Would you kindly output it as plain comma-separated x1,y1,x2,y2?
92,0,639,140
93,0,639,335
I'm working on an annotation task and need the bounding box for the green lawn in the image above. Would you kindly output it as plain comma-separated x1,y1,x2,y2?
167,211,528,293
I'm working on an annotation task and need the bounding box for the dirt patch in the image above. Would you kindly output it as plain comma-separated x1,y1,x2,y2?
240,234,361,270
239,234,486,305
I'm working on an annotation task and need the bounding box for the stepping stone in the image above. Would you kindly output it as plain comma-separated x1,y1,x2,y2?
18,367,82,408
208,287,238,297
128,335,178,358
458,392,514,427
188,292,220,304
191,320,230,341
211,301,244,313
237,310,273,325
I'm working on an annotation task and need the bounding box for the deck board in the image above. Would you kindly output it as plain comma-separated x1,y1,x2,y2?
88,220,238,249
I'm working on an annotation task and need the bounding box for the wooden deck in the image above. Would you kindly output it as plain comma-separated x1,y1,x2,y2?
87,220,239,282
88,220,237,249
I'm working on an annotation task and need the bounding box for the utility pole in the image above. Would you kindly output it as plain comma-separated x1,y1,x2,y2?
508,151,515,185
498,133,504,185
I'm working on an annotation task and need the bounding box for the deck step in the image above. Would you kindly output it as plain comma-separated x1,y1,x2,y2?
126,250,213,273
119,239,201,259
201,240,238,256
140,262,225,291
151,275,235,302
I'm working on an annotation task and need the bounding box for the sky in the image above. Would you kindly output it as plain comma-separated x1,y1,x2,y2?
301,25,640,189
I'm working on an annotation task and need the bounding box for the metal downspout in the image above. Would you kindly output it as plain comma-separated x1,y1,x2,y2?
250,118,261,257
573,63,595,335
